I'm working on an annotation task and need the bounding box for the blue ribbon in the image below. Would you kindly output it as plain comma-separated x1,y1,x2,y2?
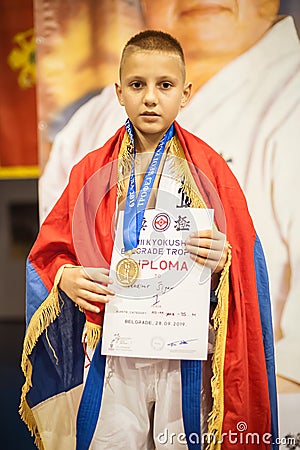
123,119,174,252
181,360,202,449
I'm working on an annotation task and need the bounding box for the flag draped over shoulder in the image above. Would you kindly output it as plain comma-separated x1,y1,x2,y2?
20,122,278,450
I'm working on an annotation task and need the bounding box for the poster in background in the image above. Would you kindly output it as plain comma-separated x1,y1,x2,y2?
34,0,145,170
34,0,300,446
0,0,38,177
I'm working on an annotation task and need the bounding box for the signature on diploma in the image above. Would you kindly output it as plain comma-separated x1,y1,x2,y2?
151,282,174,306
151,295,160,306
157,282,173,296
167,338,199,347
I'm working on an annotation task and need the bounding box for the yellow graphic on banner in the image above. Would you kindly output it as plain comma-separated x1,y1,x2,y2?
7,28,36,89
0,166,39,179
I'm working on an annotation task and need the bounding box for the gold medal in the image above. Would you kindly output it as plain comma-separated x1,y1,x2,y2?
116,256,140,286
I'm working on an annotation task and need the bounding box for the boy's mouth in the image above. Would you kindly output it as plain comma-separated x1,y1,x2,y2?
141,111,160,117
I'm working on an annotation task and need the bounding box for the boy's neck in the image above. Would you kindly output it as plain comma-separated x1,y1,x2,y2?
134,128,166,154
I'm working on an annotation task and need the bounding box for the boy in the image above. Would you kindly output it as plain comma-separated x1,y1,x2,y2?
20,31,278,449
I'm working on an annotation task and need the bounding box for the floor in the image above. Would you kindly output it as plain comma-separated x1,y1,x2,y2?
0,321,36,449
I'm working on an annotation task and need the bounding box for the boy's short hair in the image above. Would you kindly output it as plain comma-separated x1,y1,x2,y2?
119,30,186,79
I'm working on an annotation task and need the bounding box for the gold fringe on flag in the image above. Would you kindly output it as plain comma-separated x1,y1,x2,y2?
117,131,134,199
85,321,102,350
169,135,208,209
206,245,232,450
19,265,68,450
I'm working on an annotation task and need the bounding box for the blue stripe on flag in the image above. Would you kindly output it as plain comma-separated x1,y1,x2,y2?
254,235,279,450
27,290,85,407
26,259,49,326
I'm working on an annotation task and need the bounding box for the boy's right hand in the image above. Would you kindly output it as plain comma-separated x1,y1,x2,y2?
59,266,115,314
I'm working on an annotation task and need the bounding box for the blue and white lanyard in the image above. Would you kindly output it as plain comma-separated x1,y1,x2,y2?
123,118,174,252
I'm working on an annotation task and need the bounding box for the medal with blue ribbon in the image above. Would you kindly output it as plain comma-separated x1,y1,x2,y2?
116,119,174,286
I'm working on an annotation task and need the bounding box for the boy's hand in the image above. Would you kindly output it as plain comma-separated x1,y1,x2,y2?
59,266,115,313
185,229,228,274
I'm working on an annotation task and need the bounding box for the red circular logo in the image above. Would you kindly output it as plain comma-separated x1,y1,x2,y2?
152,213,171,232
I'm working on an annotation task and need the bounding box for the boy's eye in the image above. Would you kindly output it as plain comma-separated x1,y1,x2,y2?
131,81,143,89
161,82,172,89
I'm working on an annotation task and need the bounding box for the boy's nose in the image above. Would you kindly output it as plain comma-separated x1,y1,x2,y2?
143,86,158,105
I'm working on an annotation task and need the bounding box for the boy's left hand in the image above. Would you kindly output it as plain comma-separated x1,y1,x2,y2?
185,229,228,274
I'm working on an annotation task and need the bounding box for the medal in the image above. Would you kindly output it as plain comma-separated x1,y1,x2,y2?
115,256,140,286
115,119,174,286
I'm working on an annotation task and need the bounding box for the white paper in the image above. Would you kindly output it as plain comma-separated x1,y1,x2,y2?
102,207,214,360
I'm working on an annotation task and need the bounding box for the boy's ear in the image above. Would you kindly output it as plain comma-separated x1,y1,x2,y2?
180,82,192,108
115,83,124,106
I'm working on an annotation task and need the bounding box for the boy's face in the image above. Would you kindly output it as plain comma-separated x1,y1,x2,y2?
115,50,191,143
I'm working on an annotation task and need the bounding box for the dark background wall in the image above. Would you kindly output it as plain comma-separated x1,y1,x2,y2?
0,179,38,449
0,179,38,319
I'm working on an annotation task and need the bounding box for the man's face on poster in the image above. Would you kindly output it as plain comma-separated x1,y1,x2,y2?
141,0,280,58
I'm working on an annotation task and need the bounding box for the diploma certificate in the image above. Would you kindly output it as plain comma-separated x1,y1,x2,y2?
102,207,214,360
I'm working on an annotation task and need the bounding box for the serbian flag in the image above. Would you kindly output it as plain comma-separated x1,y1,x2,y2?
20,123,278,449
